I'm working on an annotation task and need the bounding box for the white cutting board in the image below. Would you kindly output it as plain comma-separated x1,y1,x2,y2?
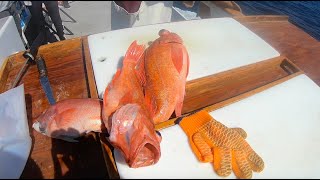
114,74,320,179
88,17,280,98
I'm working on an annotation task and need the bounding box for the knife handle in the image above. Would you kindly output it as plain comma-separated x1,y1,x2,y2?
22,51,36,64
36,56,48,77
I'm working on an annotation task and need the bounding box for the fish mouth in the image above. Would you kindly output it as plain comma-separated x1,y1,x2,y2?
158,29,183,44
32,121,47,135
128,135,161,168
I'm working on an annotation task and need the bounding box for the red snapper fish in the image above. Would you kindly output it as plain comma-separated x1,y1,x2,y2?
136,29,190,125
32,98,104,142
102,41,161,168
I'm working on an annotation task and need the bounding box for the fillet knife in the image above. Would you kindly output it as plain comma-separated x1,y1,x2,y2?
36,55,56,105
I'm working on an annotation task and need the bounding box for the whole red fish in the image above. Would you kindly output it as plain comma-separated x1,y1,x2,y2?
136,29,190,125
32,98,104,142
102,41,161,168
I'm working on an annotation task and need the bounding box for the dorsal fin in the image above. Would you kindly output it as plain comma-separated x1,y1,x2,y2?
185,47,190,77
135,52,146,86
171,46,184,74
123,40,145,64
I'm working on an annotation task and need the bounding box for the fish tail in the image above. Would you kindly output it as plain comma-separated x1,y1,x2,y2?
124,40,145,64
135,52,146,86
123,40,147,86
104,68,121,103
103,68,121,124
123,41,146,85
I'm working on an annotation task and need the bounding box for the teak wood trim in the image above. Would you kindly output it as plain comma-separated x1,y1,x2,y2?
233,15,289,23
155,56,303,130
0,57,11,93
156,71,302,130
82,36,98,99
82,36,120,179
180,55,300,115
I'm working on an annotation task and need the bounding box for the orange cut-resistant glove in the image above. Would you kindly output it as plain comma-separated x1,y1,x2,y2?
175,110,264,179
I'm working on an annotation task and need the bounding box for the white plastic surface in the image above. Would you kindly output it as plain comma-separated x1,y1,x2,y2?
88,17,280,98
0,16,25,67
114,74,320,178
0,84,32,178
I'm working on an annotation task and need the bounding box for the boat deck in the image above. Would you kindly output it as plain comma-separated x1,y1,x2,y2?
0,15,319,179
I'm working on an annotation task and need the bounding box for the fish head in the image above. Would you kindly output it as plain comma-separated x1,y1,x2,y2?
32,105,82,142
157,29,183,44
32,120,46,136
109,103,161,168
155,29,190,80
32,106,57,136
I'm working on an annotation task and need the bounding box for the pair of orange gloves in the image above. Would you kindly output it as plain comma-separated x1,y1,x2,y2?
175,110,264,179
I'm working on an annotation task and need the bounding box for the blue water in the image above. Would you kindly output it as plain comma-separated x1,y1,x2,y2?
235,1,320,41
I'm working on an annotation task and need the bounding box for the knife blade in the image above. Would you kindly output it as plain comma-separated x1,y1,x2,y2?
10,31,45,89
36,56,56,105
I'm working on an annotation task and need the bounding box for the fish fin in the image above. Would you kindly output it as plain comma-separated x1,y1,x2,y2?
102,68,121,125
171,46,183,74
174,101,183,118
110,69,121,88
124,40,145,64
185,47,190,78
123,40,146,86
104,68,121,101
171,45,190,77
175,83,186,117
173,46,188,117
145,94,157,118
135,52,146,86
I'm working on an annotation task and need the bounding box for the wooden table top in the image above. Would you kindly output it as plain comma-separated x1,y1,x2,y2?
0,15,319,179
2,38,108,179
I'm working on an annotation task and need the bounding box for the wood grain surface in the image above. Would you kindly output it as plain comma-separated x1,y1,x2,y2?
1,15,319,179
235,15,320,86
181,56,297,115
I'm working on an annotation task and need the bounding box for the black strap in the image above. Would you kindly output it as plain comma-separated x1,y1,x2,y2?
29,30,45,57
